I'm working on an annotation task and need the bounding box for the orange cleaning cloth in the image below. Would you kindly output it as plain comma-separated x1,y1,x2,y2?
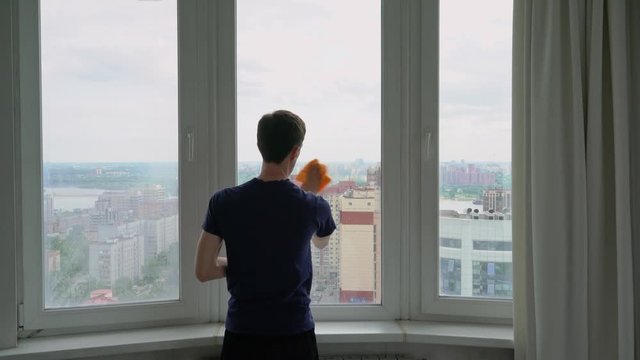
296,159,331,192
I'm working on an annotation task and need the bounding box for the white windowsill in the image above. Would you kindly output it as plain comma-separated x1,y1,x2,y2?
0,321,513,359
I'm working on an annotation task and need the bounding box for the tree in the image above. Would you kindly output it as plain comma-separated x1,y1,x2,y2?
114,277,135,301
49,227,91,305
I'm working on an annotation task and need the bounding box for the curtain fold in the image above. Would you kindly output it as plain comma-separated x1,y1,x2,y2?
513,0,639,359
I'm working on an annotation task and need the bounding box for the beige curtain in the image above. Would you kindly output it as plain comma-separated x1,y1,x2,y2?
512,0,639,359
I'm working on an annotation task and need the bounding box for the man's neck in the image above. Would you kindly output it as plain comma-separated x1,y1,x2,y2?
258,162,289,181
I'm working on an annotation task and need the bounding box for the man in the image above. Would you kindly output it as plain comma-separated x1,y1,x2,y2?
195,110,336,360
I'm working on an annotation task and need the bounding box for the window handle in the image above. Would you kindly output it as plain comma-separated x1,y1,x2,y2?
187,130,195,162
422,130,432,161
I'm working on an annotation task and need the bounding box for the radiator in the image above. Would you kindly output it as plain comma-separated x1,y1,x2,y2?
320,356,423,360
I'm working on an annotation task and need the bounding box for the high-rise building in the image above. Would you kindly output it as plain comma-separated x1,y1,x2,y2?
367,165,381,188
339,188,381,303
44,194,54,223
90,207,119,226
94,191,139,222
89,235,144,287
482,189,512,213
439,214,512,297
141,185,165,203
440,163,497,186
310,192,342,303
324,181,356,195
93,220,143,242
143,215,179,260
46,249,61,273
98,191,135,212
138,197,178,219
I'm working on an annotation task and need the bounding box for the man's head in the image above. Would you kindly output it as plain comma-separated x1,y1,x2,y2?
257,110,306,165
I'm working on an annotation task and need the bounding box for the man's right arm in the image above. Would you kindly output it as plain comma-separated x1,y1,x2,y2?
195,230,227,282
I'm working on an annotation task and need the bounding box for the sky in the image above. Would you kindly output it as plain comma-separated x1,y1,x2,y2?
41,0,178,163
40,0,512,163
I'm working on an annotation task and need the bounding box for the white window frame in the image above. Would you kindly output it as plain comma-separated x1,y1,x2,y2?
215,0,405,322
11,0,514,337
18,0,219,333
411,0,513,322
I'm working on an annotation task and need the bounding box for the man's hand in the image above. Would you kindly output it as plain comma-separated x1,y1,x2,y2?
216,257,228,274
312,235,330,249
300,165,321,194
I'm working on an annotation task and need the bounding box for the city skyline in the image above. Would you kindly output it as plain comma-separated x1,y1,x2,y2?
43,160,512,307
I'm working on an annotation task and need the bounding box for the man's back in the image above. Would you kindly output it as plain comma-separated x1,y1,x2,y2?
202,177,335,335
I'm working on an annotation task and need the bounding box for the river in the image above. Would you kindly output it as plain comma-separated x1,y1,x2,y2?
439,199,482,213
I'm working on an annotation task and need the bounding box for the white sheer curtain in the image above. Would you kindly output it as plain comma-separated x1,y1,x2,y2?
512,0,639,359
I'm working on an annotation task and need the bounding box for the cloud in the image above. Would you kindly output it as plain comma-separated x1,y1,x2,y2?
237,0,381,162
41,0,178,162
41,0,512,165
437,0,512,162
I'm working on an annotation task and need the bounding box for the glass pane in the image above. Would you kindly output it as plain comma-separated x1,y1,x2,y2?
41,0,179,308
237,0,381,304
438,0,513,299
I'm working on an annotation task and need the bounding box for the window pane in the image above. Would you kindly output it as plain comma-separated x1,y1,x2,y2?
237,0,381,305
438,0,513,299
41,0,179,308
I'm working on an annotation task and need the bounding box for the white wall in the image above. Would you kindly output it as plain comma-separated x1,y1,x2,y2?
0,0,18,350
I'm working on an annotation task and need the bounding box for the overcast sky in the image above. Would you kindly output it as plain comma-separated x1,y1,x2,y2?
41,0,511,163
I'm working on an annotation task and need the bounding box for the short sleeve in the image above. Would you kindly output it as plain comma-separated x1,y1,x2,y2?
202,192,223,237
316,197,336,238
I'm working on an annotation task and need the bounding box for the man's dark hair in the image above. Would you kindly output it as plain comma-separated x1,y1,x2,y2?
257,110,306,163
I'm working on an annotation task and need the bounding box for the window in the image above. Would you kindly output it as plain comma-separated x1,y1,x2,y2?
473,240,512,251
440,237,462,249
19,0,402,333
20,0,209,332
420,0,513,320
440,258,462,296
12,0,511,336
41,0,179,309
237,0,382,305
437,0,513,301
472,261,513,297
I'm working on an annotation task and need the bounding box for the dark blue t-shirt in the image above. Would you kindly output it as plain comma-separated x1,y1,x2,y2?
202,178,336,335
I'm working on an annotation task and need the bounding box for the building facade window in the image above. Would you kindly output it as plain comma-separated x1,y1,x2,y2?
473,240,512,251
440,258,462,296
440,237,462,249
472,261,513,298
